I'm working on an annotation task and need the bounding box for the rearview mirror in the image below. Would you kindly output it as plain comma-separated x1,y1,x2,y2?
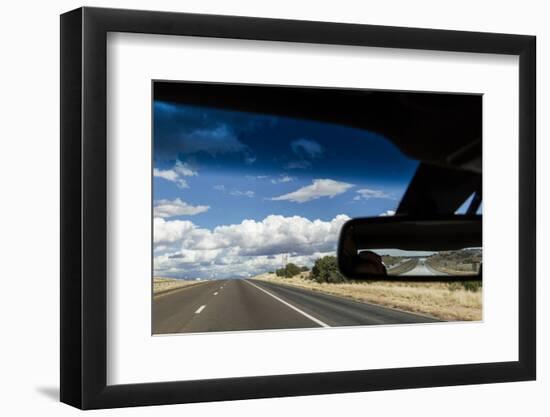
337,215,482,281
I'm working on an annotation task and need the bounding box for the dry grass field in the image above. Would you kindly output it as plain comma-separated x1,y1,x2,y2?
426,249,482,276
153,277,203,295
254,272,482,321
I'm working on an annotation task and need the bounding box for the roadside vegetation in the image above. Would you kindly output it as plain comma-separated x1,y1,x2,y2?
426,249,482,275
153,277,203,295
254,255,482,321
275,256,347,283
275,263,307,278
310,256,346,283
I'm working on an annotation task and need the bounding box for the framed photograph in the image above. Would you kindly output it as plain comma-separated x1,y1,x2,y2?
60,7,536,409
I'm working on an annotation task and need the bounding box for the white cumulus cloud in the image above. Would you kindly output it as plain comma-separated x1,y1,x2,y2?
153,160,198,189
173,160,197,177
153,214,351,278
154,218,197,243
353,188,394,200
379,210,396,217
153,198,210,218
271,179,353,203
153,168,178,182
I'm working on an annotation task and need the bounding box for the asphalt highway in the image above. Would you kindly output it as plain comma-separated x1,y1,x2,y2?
152,278,438,334
401,258,447,276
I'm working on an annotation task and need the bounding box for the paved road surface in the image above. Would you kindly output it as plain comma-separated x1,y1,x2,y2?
153,278,438,334
401,258,446,276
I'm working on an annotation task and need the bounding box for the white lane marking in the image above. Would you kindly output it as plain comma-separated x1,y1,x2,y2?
195,305,206,314
214,292,219,296
243,280,330,328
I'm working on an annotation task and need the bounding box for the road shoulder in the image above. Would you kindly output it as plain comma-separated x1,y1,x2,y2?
252,274,482,321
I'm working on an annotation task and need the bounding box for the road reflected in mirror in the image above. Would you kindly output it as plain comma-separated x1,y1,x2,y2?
367,248,482,276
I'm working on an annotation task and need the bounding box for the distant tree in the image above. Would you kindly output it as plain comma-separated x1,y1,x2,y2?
275,263,303,278
284,263,301,277
310,256,346,283
300,266,309,272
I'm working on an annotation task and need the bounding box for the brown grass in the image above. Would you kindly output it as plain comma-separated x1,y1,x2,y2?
153,277,204,295
425,262,479,276
253,273,482,321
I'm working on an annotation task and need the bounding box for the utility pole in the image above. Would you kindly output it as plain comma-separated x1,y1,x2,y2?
282,253,288,269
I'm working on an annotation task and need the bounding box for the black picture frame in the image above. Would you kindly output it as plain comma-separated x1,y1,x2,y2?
60,6,536,409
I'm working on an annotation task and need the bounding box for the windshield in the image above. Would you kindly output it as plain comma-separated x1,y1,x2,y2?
151,82,483,336
153,101,419,280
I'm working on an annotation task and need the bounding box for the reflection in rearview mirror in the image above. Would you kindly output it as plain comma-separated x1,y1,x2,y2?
338,215,482,281
375,248,481,276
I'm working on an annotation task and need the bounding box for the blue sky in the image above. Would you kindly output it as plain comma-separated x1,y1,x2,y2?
153,101,419,279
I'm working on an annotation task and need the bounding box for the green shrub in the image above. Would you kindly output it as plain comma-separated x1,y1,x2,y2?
310,256,346,283
275,263,303,278
285,263,301,277
461,280,482,292
447,280,482,292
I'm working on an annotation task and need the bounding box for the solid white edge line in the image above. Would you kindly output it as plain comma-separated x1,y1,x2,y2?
243,279,330,328
195,305,206,314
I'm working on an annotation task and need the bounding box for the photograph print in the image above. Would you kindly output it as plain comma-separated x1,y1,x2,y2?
152,81,482,335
